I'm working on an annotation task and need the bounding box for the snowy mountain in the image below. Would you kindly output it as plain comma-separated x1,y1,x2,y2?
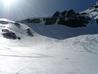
0,18,33,40
81,2,98,19
20,9,90,28
18,8,98,39
0,2,98,74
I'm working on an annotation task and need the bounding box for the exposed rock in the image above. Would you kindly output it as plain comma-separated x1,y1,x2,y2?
2,29,10,33
96,18,98,24
0,20,9,24
81,12,88,15
19,9,91,28
52,11,60,18
2,32,17,40
26,28,33,36
2,29,21,40
24,19,33,23
61,10,67,17
66,9,76,18
58,17,66,25
57,10,90,27
14,22,21,28
44,11,60,25
94,5,98,8
44,18,57,25
31,18,41,23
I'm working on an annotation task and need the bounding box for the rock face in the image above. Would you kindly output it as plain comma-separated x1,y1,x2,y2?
19,1,98,28
31,18,41,23
20,9,91,28
58,10,90,27
44,11,60,25
96,18,98,24
44,9,90,27
53,11,60,17
20,18,41,24
44,18,57,25
2,29,20,40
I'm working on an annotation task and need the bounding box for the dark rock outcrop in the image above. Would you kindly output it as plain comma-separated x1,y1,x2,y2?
43,9,90,27
44,11,60,25
44,18,57,25
19,9,91,28
52,11,60,18
26,28,33,36
66,9,76,18
31,18,41,23
2,32,17,40
94,5,98,8
96,18,98,24
57,9,90,27
2,29,21,40
14,22,21,28
0,20,9,24
61,10,67,17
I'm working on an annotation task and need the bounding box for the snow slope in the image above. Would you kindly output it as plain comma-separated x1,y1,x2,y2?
0,2,98,74
0,18,34,40
0,34,98,74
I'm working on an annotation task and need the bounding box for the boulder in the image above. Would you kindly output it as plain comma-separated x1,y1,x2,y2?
2,32,17,39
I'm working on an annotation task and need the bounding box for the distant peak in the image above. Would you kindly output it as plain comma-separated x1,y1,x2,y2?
96,2,98,5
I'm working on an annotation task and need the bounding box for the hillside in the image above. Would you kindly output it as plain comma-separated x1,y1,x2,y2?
0,2,98,74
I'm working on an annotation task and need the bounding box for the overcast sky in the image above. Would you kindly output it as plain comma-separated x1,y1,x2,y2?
0,0,97,20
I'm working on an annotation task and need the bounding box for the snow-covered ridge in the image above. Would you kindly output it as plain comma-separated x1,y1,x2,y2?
0,18,33,40
81,2,98,19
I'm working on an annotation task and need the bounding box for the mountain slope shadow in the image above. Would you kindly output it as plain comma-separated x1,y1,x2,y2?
27,22,98,40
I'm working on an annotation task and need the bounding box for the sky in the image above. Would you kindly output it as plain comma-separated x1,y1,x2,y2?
0,0,97,20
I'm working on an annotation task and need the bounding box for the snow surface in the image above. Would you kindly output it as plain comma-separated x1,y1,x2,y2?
0,17,98,74
0,2,98,74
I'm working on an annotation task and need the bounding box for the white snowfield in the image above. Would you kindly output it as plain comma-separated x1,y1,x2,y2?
0,18,98,74
0,3,98,74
